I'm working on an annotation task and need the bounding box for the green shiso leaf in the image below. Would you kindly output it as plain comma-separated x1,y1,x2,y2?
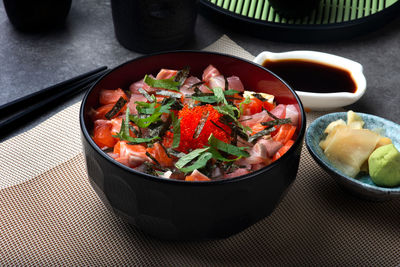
208,147,237,162
212,87,227,104
175,147,210,169
171,112,181,149
144,75,180,91
178,152,213,173
224,89,240,95
127,136,160,144
208,134,249,158
130,106,162,128
191,95,218,103
113,107,159,144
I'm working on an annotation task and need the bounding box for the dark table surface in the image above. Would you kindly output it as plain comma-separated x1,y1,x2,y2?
1,0,399,140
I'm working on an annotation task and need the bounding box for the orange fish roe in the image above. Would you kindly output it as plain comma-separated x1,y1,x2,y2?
177,104,231,153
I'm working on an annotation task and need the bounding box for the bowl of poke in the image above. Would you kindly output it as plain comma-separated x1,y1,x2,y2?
80,51,306,240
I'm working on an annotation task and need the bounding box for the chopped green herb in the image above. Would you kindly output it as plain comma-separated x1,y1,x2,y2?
171,112,181,149
105,97,127,120
191,95,218,103
208,147,237,162
224,89,240,96
208,134,249,158
130,106,162,128
144,75,180,91
239,95,251,115
175,147,210,169
178,152,213,173
127,136,160,144
213,87,227,104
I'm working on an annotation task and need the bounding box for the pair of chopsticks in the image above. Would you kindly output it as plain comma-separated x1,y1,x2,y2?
0,66,109,137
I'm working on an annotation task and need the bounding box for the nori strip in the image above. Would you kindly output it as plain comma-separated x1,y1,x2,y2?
138,87,154,102
174,66,190,84
105,97,127,120
193,111,209,139
156,90,182,98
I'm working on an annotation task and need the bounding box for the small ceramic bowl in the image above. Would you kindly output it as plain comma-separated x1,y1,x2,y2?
306,112,400,201
253,51,367,111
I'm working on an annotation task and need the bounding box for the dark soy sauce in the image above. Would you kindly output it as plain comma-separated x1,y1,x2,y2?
263,59,357,93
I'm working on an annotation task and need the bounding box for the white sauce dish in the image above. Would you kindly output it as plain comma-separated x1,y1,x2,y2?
253,51,367,111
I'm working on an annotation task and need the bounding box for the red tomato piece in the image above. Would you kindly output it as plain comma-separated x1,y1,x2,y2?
272,139,295,161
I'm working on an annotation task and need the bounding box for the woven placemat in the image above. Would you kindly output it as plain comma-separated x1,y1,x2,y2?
1,35,399,266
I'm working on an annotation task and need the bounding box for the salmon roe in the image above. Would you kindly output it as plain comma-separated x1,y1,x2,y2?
177,104,231,153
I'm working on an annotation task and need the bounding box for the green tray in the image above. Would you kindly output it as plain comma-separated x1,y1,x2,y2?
200,0,400,41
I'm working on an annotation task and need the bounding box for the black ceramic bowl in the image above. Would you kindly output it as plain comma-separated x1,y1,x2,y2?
80,51,306,240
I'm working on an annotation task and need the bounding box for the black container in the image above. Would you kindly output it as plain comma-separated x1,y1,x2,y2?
3,0,72,31
80,51,306,240
110,0,198,53
268,0,321,18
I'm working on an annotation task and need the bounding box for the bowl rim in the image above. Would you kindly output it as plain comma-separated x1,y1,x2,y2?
305,111,400,195
80,50,306,185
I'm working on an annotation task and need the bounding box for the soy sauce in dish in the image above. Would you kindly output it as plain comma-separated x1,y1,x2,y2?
263,59,357,94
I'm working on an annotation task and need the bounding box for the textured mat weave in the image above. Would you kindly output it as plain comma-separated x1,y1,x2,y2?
0,35,399,266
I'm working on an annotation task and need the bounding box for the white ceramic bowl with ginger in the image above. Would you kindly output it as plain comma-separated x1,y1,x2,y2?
253,51,367,111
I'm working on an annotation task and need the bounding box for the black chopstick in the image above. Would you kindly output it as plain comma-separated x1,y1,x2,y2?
0,66,107,117
0,66,109,136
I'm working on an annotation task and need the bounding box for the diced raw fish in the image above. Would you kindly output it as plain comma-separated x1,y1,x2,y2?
129,78,152,94
99,88,127,105
156,69,178,80
223,168,250,179
127,93,148,115
240,110,271,128
252,163,266,171
128,154,147,168
93,120,116,149
209,75,226,90
285,104,299,126
185,170,211,181
212,167,223,178
255,138,283,158
199,84,213,93
110,117,123,135
180,76,201,95
116,141,147,158
202,65,221,83
227,76,244,92
270,104,286,119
